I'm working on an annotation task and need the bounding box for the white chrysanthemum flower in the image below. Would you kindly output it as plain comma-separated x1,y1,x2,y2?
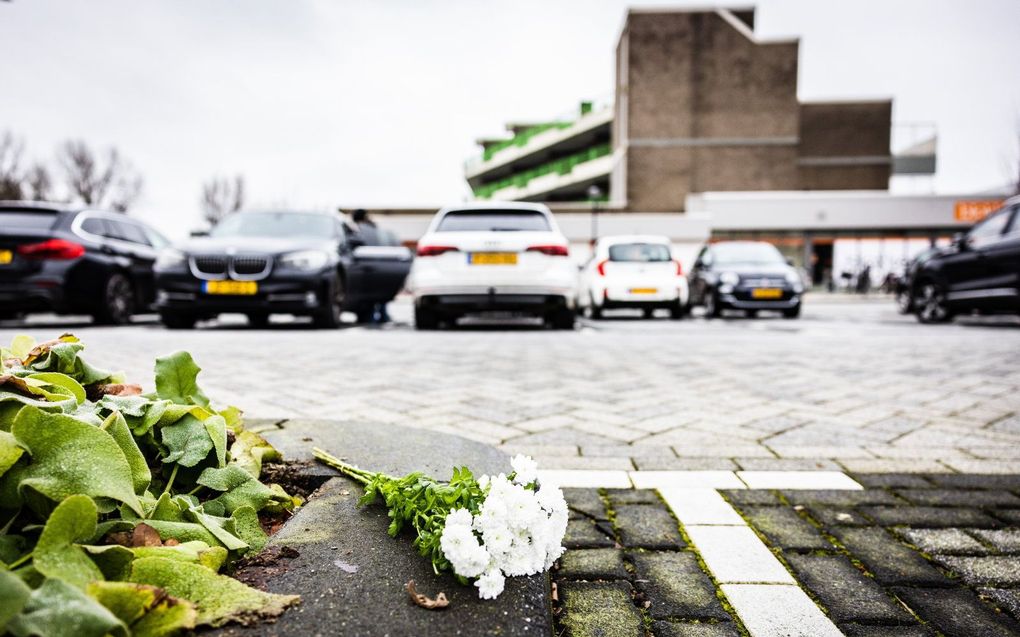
445,508,473,528
482,523,514,558
440,525,489,578
510,454,538,486
474,568,506,600
478,474,490,490
505,487,541,530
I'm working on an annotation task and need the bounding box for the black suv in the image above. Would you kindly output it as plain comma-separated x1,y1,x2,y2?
912,196,1020,323
153,210,410,329
0,201,169,324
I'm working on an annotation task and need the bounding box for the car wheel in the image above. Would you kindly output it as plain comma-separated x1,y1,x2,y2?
782,304,801,319
355,307,375,324
916,282,953,324
414,306,439,330
895,288,914,314
93,272,135,325
313,275,345,329
161,313,196,330
547,308,576,330
670,302,688,320
247,313,270,329
705,291,721,318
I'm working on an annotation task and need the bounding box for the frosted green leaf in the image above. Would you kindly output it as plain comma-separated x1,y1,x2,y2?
33,494,105,588
6,577,128,637
154,351,209,407
86,580,197,637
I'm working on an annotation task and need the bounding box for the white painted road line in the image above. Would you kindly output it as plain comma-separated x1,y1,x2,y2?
721,584,845,637
686,525,796,584
659,488,746,525
737,470,863,490
628,470,746,489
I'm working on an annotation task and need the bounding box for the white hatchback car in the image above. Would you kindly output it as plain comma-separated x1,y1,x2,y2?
408,203,577,329
577,235,689,319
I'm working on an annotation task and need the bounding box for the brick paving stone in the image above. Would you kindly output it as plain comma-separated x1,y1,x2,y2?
651,621,740,637
838,624,933,637
783,490,901,506
898,528,988,555
979,588,1020,621
564,518,616,549
923,474,1020,490
559,581,644,637
852,473,934,489
635,458,741,471
735,458,844,471
739,505,830,551
893,586,1020,637
935,556,1020,586
839,459,951,473
563,488,608,521
630,551,731,620
831,527,949,586
605,488,661,506
785,554,915,624
970,529,1020,553
893,488,1020,507
614,504,684,549
861,506,1001,528
807,506,874,527
992,509,1020,525
719,490,781,506
558,548,629,581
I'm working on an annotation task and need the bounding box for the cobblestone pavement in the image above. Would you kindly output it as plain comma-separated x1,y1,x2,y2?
556,474,1020,637
2,297,1019,472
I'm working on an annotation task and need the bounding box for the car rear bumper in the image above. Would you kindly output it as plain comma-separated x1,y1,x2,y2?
155,272,328,315
0,280,67,313
718,292,801,310
417,290,572,315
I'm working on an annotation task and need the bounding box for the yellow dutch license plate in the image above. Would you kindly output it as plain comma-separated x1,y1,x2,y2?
0,250,12,265
751,288,783,299
630,288,658,294
204,280,258,295
469,252,517,265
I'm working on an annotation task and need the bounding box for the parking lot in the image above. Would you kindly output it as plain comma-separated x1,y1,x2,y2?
4,295,1018,474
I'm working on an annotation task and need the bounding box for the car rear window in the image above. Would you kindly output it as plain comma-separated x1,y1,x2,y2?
0,210,58,231
608,243,671,262
436,210,551,232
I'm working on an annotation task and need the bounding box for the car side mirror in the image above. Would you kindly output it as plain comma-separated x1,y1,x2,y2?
190,229,209,238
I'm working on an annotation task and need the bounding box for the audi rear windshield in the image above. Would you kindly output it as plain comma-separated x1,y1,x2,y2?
609,243,672,262
436,210,551,232
211,212,335,239
0,209,58,231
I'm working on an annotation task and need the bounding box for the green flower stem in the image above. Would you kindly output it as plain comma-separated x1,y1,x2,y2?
162,463,179,495
312,447,379,485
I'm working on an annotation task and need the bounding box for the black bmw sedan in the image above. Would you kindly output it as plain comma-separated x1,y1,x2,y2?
687,241,805,318
1,201,169,324
153,210,410,329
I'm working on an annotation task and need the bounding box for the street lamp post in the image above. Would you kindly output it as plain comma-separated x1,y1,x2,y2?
587,184,603,246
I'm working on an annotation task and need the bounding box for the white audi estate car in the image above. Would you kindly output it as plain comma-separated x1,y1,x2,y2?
577,235,689,319
408,203,577,330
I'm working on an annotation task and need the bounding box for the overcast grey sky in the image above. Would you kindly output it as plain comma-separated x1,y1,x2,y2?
2,0,1019,236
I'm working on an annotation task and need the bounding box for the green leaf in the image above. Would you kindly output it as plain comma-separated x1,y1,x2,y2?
26,372,86,405
97,394,152,418
154,352,209,407
33,494,105,588
0,569,32,628
204,415,228,468
197,465,274,515
229,430,281,478
83,544,136,581
128,557,299,627
141,519,224,548
229,506,268,554
86,580,197,637
185,509,249,551
25,339,119,387
9,335,36,360
148,492,185,522
6,577,128,637
160,414,213,468
0,429,24,478
218,406,243,433
0,533,29,566
1,407,143,516
101,411,152,495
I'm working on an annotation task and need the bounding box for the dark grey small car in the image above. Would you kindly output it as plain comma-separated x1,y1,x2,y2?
153,211,410,329
687,241,805,318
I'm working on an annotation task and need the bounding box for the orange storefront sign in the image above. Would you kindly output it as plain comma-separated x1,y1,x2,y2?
954,200,1004,223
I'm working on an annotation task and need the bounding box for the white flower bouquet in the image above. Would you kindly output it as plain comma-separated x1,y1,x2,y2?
312,449,567,599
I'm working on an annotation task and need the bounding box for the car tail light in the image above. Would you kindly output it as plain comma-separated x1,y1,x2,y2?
674,260,683,276
416,245,459,257
526,245,569,257
17,239,85,260
596,259,608,276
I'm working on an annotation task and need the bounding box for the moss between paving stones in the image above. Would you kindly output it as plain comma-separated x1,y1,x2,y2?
563,488,610,521
629,551,730,621
558,548,629,581
737,505,831,551
896,528,988,555
934,556,1020,586
651,620,741,637
564,517,617,549
559,581,644,637
613,504,685,549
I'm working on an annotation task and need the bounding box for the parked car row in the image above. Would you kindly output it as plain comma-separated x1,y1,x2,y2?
0,201,412,328
898,195,1020,324
406,202,805,329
